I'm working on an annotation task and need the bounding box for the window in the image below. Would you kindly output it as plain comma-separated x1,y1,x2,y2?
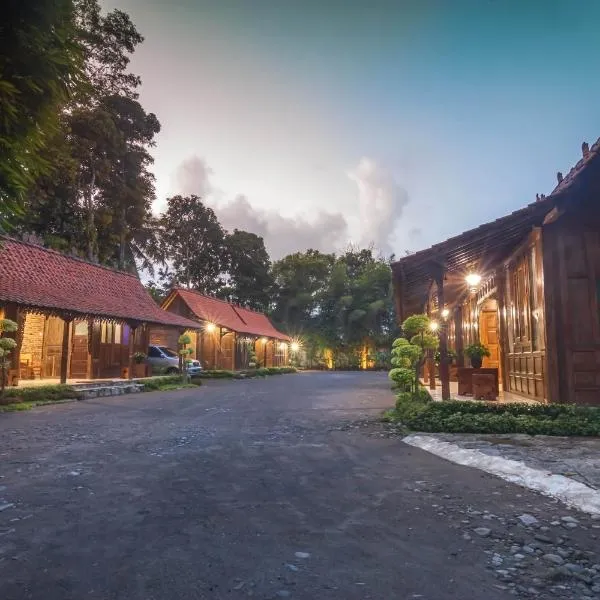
100,322,107,343
74,321,88,336
122,325,130,346
114,323,122,344
159,346,178,358
148,346,162,358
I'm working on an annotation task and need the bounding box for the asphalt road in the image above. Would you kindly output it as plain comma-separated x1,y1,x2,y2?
0,372,597,600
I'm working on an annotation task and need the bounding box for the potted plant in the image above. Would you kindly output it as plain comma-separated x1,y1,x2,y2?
464,342,491,369
132,351,148,378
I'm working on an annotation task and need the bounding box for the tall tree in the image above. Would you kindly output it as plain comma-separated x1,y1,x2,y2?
17,0,160,269
155,195,228,293
0,0,82,231
220,230,273,310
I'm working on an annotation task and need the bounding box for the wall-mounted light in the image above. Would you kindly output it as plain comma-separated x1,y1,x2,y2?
465,272,482,288
290,342,300,352
429,321,439,332
441,308,450,319
205,322,216,333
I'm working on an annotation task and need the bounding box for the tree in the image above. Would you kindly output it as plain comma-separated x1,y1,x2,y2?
0,319,18,394
0,0,82,231
155,195,228,293
220,230,273,310
17,0,159,270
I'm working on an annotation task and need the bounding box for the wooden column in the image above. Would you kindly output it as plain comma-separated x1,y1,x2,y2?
60,317,73,384
428,352,436,390
128,324,137,379
455,306,464,367
495,267,510,393
434,269,451,400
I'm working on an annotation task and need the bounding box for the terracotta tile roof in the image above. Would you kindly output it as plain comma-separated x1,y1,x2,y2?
168,288,290,340
232,305,291,341
172,288,246,332
550,137,600,196
0,237,199,329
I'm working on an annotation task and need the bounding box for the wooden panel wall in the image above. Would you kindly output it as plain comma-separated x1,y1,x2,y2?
503,231,546,401
543,205,600,405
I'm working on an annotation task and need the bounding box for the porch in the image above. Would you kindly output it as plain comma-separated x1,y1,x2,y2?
427,380,541,404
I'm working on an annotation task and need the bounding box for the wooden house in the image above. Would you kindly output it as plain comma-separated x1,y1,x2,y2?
392,139,600,405
155,288,290,370
0,237,199,385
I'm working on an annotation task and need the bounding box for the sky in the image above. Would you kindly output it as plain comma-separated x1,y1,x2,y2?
102,0,600,259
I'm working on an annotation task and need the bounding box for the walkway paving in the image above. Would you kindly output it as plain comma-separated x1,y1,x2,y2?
0,372,599,599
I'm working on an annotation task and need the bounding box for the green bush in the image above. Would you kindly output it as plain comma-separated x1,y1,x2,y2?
2,384,82,404
141,375,198,391
390,393,600,437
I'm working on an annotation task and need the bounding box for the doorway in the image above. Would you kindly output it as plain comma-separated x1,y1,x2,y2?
70,320,89,379
479,297,502,387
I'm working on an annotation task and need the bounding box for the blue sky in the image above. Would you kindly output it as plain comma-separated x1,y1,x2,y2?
102,0,600,258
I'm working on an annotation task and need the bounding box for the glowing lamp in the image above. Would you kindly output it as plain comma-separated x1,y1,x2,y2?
429,321,439,332
465,272,482,288
205,322,216,333
441,308,450,319
261,337,268,343
290,342,300,352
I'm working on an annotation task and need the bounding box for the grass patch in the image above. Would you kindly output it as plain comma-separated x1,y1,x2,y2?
1,384,82,404
388,392,600,437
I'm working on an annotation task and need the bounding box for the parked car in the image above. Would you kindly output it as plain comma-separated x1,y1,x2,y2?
147,345,202,376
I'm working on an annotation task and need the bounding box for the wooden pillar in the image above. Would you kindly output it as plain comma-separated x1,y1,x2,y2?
60,317,72,384
434,269,451,400
455,305,465,367
495,268,509,393
428,352,436,390
128,325,137,379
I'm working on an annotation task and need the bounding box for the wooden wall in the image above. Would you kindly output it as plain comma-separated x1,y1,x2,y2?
543,201,600,405
503,230,547,401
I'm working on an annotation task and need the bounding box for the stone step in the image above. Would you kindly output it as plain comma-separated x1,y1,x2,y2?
77,383,144,400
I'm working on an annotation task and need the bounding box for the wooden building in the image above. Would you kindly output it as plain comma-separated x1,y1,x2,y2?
156,288,290,370
392,139,600,405
0,237,199,385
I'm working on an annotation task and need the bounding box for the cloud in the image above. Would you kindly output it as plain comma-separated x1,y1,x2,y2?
214,195,348,259
348,157,409,254
172,155,213,197
172,157,348,259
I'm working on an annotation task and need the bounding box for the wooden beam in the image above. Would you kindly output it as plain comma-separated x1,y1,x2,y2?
60,318,72,384
128,325,137,379
455,305,464,367
495,267,510,394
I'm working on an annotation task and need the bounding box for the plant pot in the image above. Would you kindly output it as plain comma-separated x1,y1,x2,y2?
470,356,483,369
133,363,148,378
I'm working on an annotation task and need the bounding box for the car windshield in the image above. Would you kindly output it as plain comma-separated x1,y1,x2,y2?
159,347,178,358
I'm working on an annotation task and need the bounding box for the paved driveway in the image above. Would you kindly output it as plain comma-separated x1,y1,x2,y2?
0,372,598,599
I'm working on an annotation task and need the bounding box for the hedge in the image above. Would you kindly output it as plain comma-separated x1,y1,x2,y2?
192,367,297,380
1,384,82,404
389,393,600,437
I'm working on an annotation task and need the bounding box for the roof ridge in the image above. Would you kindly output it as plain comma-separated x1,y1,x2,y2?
0,235,140,280
175,286,240,308
230,304,249,325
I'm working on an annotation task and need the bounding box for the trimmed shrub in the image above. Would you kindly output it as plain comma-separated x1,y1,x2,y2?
140,375,199,391
390,393,600,437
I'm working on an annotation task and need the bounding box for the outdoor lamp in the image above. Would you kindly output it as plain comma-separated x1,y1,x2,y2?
465,272,482,288
205,322,216,332
429,321,439,332
290,342,300,352
441,308,450,319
